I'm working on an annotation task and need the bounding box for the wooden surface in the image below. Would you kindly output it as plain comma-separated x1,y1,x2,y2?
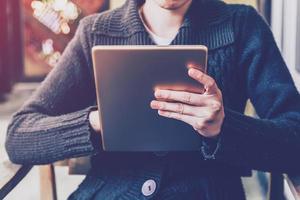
68,157,91,175
40,165,57,200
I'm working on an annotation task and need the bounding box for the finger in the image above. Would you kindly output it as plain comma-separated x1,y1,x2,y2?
154,89,209,106
157,110,198,128
151,100,209,117
158,110,221,138
188,68,218,94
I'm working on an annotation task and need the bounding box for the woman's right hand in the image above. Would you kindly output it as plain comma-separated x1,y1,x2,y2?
89,110,101,133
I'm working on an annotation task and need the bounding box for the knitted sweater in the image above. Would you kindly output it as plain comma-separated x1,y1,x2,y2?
5,0,300,199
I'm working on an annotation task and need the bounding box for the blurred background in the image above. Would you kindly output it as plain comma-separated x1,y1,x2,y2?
0,0,299,199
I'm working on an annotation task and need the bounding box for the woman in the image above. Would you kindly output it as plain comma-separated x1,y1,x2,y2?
6,0,300,199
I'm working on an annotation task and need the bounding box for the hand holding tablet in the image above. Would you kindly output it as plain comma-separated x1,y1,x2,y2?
92,45,212,151
151,67,224,139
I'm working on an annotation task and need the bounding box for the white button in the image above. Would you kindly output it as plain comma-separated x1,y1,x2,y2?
141,179,156,196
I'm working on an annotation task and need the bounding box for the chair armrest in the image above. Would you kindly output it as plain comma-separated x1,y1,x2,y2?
289,175,300,196
0,160,32,199
284,175,300,200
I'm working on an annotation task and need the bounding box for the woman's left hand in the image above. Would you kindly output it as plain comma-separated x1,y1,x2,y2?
150,68,225,138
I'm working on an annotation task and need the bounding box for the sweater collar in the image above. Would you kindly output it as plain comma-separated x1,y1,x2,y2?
91,0,234,50
92,0,231,36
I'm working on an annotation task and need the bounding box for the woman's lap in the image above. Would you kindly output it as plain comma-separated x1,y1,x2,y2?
68,171,246,200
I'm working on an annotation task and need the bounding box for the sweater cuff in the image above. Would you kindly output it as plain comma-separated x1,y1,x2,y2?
201,136,221,160
214,108,249,164
60,106,102,159
199,108,243,161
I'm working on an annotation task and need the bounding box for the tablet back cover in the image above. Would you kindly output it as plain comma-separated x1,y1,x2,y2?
92,46,207,151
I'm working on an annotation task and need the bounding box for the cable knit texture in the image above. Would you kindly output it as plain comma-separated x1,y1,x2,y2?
5,0,300,199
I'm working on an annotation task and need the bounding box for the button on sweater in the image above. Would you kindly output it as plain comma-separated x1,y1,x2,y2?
5,0,300,199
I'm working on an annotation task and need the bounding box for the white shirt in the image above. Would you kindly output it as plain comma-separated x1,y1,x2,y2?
138,8,177,45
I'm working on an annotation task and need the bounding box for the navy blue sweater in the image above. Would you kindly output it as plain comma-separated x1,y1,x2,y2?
5,0,300,199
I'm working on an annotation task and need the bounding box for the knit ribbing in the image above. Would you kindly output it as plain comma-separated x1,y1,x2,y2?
6,106,99,165
91,0,235,49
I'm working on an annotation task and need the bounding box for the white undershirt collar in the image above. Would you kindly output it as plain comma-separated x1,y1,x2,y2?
138,7,177,45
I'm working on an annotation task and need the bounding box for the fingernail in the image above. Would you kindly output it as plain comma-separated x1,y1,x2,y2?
151,101,162,109
188,68,195,75
154,90,161,98
150,101,156,108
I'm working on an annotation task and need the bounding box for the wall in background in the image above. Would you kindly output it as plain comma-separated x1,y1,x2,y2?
271,0,300,90
0,0,23,95
110,0,124,9
225,0,257,7
297,0,300,73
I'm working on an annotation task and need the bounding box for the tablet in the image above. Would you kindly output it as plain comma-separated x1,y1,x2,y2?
92,45,208,151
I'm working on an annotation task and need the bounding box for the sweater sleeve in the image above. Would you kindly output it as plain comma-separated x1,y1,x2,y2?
215,6,300,173
5,17,102,165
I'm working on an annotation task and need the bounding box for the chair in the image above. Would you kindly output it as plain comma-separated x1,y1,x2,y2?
0,157,90,200
1,156,300,200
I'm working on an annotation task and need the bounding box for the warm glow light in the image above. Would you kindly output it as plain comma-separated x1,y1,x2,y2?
61,22,70,34
31,0,79,34
31,1,44,10
42,39,54,55
52,0,68,11
33,6,61,34
48,51,61,67
33,9,43,17
61,2,79,20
